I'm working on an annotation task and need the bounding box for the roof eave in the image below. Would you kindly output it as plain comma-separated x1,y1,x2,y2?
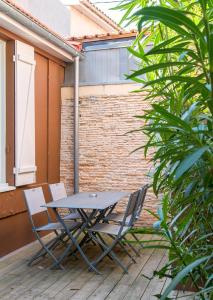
0,0,84,61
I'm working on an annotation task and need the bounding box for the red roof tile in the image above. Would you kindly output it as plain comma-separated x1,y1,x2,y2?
67,30,138,42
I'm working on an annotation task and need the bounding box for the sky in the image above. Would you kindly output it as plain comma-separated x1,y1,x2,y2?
60,0,126,28
90,0,124,24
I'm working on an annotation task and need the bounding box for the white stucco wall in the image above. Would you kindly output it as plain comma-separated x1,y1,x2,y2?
69,7,107,37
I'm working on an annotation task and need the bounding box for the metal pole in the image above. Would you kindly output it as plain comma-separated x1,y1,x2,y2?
74,56,79,194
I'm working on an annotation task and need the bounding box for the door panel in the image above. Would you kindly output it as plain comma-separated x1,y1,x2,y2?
35,53,48,184
48,60,64,183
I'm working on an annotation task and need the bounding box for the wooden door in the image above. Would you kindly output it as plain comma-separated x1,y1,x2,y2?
35,53,48,184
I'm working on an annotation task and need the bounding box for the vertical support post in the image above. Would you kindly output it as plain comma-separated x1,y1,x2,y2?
74,56,79,194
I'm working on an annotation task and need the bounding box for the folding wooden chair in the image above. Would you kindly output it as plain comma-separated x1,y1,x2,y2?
49,183,81,221
104,184,149,252
24,187,81,269
87,190,141,273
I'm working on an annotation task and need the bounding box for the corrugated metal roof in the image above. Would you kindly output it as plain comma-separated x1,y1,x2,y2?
64,34,140,86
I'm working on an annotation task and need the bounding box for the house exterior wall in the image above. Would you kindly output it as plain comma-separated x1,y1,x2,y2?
13,0,71,37
0,30,64,257
69,7,107,37
61,84,158,227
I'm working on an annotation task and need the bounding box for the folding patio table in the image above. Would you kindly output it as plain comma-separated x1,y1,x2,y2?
44,191,128,273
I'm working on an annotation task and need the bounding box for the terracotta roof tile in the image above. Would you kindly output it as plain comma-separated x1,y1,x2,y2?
67,30,138,42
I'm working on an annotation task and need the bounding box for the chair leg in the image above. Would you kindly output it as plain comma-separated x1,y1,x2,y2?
108,234,136,264
51,218,101,275
35,232,64,270
123,235,141,257
94,232,114,261
28,247,46,266
53,227,83,264
131,233,144,249
28,233,62,266
89,232,128,274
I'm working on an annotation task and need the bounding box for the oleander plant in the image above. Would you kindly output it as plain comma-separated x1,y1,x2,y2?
116,0,213,299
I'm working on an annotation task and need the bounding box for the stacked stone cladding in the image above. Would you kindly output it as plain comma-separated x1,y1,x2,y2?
60,89,159,227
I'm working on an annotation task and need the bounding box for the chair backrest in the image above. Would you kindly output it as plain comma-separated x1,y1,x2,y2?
24,187,47,216
119,185,149,233
49,183,67,201
120,190,141,230
23,187,49,229
134,184,149,221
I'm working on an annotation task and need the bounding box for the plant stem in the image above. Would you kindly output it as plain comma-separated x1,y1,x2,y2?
165,228,204,298
199,2,213,116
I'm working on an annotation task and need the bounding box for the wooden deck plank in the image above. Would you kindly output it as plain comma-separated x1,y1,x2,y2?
0,234,52,274
105,235,155,300
0,242,42,277
140,253,168,300
88,237,153,299
0,236,67,298
32,252,92,298
34,266,87,299
57,260,113,299
0,260,47,296
71,235,151,300
122,248,166,300
0,233,194,300
56,245,129,300
15,256,80,299
85,252,130,300
105,235,163,300
1,259,54,299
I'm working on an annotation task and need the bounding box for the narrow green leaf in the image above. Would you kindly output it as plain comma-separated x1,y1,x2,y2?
152,104,192,131
127,62,193,79
175,146,209,180
128,46,144,59
143,76,200,88
170,205,190,228
135,6,204,38
144,35,181,53
161,255,213,300
118,2,135,25
137,245,171,250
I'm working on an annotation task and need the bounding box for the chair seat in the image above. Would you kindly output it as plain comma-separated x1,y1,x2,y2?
105,212,131,224
63,212,81,220
36,221,81,231
88,223,129,236
63,211,91,220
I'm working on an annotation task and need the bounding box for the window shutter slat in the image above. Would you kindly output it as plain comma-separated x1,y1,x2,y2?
14,41,37,186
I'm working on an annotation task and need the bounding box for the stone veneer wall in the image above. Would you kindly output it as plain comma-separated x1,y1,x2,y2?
60,84,158,226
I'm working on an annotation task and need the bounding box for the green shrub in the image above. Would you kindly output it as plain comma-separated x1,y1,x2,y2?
116,0,213,298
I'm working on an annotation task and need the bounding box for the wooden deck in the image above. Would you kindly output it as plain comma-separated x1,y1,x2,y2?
0,234,193,300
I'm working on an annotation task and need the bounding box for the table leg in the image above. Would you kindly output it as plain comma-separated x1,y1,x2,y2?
52,208,101,274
